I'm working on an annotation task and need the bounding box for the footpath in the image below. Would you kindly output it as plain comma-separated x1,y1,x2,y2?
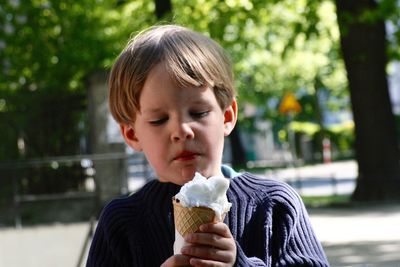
310,204,400,267
271,160,400,266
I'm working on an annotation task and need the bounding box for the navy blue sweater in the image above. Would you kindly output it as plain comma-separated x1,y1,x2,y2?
86,172,329,266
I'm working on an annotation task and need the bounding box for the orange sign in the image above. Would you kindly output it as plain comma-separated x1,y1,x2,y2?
279,92,302,114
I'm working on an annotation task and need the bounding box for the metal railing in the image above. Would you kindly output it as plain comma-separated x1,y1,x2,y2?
0,152,153,228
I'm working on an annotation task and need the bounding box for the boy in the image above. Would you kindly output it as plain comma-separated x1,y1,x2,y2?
87,25,329,266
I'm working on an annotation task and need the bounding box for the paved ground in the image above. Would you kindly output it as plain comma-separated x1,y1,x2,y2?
309,204,400,267
0,222,90,267
266,160,358,196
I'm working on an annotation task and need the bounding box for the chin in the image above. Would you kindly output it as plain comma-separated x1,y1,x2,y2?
157,175,191,186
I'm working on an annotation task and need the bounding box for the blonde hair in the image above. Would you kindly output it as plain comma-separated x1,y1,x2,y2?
108,25,236,124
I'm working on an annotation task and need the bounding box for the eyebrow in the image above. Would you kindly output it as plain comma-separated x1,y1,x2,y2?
140,95,211,115
141,108,164,115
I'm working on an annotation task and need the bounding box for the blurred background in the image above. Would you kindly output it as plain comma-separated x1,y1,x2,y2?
1,0,400,266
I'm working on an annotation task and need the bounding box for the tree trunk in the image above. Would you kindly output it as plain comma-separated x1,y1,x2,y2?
87,71,127,204
335,0,400,201
229,123,247,169
154,0,172,20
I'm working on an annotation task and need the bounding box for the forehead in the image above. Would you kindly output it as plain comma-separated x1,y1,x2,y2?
140,63,217,108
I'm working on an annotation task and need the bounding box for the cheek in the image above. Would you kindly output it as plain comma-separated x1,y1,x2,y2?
143,137,163,154
141,138,167,163
201,126,225,150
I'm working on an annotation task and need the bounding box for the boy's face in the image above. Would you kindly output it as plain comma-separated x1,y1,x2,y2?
120,63,237,185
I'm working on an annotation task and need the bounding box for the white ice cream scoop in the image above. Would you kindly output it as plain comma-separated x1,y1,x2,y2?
174,172,232,220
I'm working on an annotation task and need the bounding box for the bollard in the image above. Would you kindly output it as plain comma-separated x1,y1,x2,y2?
322,137,331,164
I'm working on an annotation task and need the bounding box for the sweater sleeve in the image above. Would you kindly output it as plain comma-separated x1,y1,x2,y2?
86,181,178,267
86,216,118,266
231,177,329,267
269,184,329,266
235,241,269,266
86,199,136,267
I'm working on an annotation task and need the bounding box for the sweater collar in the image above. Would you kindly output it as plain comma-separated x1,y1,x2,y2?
221,164,241,179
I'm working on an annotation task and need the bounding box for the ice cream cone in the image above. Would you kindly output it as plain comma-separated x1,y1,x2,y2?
173,198,225,236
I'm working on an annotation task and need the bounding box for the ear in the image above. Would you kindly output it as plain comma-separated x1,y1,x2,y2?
120,124,142,151
223,98,238,136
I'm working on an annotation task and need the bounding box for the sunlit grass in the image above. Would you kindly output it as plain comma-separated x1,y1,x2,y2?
301,194,351,208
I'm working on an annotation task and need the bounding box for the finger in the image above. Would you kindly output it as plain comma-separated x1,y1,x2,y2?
185,232,232,250
199,222,232,238
161,254,191,267
190,257,225,267
181,245,232,263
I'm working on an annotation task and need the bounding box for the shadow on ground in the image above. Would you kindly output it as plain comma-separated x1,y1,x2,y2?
324,240,400,267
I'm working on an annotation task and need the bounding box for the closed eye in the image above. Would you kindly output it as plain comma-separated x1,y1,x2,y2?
190,111,209,119
149,117,168,125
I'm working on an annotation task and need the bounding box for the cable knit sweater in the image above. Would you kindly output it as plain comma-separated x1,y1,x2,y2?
86,172,329,266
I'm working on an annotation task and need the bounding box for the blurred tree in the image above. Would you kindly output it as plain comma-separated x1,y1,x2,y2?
3,0,399,202
0,0,346,161
171,0,346,167
171,0,400,201
335,0,400,201
0,0,157,160
0,0,108,194
0,0,155,194
154,0,172,20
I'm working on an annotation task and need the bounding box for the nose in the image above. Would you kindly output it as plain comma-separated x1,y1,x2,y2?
170,119,195,142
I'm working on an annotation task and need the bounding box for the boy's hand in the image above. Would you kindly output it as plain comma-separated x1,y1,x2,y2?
181,222,237,267
161,254,191,267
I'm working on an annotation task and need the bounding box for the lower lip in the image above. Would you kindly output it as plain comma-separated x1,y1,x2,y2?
175,154,197,161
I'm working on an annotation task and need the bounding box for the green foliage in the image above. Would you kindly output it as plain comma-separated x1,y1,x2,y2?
2,0,400,195
301,194,351,208
0,0,356,161
0,0,156,160
171,0,348,126
0,0,156,197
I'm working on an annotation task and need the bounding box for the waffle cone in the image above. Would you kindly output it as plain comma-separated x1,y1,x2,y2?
173,198,224,236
